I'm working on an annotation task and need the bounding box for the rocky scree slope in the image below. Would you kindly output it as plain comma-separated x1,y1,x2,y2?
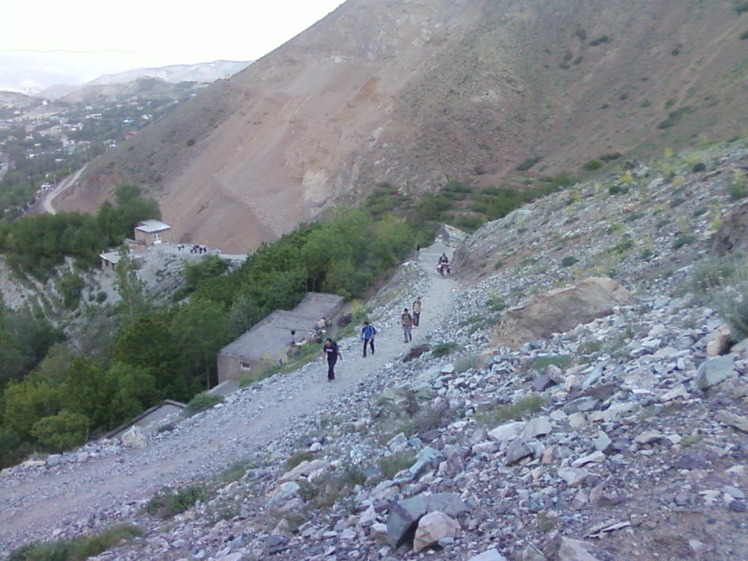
3,142,748,560
56,0,748,253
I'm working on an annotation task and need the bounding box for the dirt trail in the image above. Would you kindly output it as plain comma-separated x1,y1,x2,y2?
0,243,459,554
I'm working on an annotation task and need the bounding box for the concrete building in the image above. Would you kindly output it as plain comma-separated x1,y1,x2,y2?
134,219,171,246
217,292,345,383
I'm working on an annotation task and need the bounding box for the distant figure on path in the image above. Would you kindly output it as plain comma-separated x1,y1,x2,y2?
401,308,414,343
361,321,377,357
322,338,341,381
412,296,422,327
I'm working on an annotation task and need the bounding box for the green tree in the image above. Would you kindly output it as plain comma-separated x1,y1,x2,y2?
115,248,152,324
31,410,89,451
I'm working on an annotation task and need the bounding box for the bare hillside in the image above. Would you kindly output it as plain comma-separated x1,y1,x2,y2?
56,0,748,253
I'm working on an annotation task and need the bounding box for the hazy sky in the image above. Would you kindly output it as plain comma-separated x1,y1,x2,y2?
0,0,346,68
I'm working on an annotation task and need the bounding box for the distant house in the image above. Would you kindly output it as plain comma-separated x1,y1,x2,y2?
217,292,345,384
134,219,171,246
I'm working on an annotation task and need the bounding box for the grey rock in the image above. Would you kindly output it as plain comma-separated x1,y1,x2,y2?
694,354,736,390
385,492,469,547
505,439,535,466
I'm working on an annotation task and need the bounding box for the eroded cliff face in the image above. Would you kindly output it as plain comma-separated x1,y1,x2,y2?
56,0,748,253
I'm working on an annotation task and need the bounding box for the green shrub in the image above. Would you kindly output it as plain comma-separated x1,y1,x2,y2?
658,106,691,129
145,485,208,518
584,159,603,171
517,156,542,171
740,30,748,40
487,292,506,311
672,234,696,250
588,35,611,46
691,162,706,173
561,256,579,267
476,394,546,426
8,524,142,561
730,181,748,200
454,353,478,373
31,411,89,451
378,453,415,479
284,451,316,471
690,257,743,294
431,342,459,357
736,2,748,14
184,393,224,416
531,355,572,371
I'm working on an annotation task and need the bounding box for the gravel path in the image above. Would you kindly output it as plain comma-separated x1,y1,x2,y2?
0,243,459,554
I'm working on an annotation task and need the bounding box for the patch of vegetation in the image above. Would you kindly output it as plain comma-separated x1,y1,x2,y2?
672,234,696,250
691,162,706,173
184,392,224,416
397,402,461,437
729,170,748,200
588,35,612,46
378,453,415,479
8,524,142,561
517,156,543,171
476,393,546,426
599,153,623,162
561,256,579,267
220,458,257,483
284,451,316,471
531,355,572,371
454,353,478,373
487,291,506,311
740,30,748,40
657,106,691,129
608,184,629,195
145,485,208,519
431,342,459,357
736,2,748,14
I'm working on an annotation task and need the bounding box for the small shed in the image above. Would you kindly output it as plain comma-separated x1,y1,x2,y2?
134,219,171,246
217,292,345,383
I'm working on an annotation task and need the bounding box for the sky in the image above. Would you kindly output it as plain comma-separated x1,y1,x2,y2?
0,0,346,70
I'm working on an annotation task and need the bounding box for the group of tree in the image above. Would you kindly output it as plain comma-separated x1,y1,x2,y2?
0,183,159,277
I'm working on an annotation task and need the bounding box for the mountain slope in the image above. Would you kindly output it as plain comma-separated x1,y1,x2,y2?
56,0,748,253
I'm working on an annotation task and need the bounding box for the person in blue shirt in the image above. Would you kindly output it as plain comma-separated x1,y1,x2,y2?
361,321,377,357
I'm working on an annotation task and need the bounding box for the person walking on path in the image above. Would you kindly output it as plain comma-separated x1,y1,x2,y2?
322,338,341,381
361,321,377,357
412,296,422,327
401,308,414,343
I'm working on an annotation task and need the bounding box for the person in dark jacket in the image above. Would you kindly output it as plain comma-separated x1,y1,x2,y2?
322,338,341,381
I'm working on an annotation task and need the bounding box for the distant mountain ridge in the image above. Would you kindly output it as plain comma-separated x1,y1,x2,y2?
55,0,748,253
0,51,250,96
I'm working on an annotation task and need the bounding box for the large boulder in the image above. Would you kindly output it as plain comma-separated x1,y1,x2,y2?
386,492,469,548
712,200,748,255
413,511,461,552
491,277,632,349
